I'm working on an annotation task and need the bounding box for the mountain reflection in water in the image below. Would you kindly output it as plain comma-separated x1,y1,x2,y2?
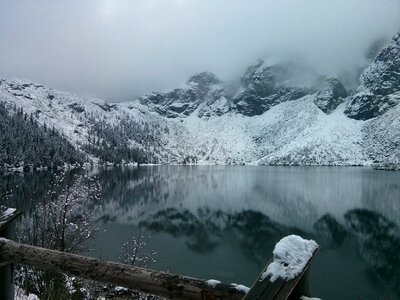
1,166,400,300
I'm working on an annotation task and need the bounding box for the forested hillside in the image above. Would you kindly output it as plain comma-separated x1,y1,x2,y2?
83,117,164,164
0,102,84,169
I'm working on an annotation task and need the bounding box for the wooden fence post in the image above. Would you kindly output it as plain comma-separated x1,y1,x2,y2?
0,207,22,300
244,236,319,300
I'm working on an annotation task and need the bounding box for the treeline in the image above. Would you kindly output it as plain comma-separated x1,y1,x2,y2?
0,102,85,169
83,116,167,164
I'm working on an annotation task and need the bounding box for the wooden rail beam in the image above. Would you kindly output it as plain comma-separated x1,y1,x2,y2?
0,238,246,300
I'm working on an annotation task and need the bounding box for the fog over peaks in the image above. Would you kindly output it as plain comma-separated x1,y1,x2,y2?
0,0,399,101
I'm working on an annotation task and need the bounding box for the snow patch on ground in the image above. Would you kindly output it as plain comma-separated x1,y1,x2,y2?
261,235,319,282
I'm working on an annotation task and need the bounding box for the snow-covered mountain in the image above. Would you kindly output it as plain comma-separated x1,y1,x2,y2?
0,32,399,166
345,33,400,120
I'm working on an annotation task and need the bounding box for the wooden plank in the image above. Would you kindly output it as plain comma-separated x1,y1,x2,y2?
243,258,284,300
0,238,246,300
258,279,286,300
244,267,285,300
244,245,319,300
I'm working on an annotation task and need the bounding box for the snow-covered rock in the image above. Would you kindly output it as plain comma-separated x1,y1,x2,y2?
232,60,312,116
345,32,400,120
313,77,347,114
362,33,400,96
138,72,226,118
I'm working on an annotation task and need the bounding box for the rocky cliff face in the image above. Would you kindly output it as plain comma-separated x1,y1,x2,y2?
138,72,226,118
138,60,318,118
313,77,347,114
345,33,400,120
232,60,313,116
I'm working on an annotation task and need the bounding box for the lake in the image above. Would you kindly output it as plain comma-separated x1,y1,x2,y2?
1,166,400,300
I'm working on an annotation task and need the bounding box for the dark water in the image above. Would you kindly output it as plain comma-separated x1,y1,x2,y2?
2,166,400,300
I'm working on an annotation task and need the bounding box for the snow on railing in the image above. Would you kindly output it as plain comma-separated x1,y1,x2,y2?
0,206,21,231
0,207,321,300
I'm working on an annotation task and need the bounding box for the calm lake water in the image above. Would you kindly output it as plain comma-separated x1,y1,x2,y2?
2,166,400,299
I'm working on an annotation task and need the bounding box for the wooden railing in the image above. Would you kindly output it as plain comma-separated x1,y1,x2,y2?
0,207,319,300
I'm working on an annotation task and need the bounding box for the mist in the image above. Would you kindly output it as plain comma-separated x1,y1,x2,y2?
0,0,399,101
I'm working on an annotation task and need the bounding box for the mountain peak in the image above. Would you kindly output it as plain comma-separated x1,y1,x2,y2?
186,72,220,87
345,31,400,120
233,60,313,116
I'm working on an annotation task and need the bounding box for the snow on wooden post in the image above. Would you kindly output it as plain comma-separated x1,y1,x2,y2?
0,206,22,300
244,235,319,300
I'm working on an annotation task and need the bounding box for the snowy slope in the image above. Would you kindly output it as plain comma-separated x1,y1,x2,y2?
0,78,184,163
169,96,365,165
363,98,400,164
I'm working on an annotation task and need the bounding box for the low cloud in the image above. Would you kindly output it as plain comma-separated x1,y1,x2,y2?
0,0,399,100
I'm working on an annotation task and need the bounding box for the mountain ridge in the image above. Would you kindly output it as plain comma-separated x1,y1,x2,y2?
0,32,399,167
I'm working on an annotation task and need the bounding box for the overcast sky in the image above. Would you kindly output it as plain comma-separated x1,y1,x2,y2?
0,0,399,101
